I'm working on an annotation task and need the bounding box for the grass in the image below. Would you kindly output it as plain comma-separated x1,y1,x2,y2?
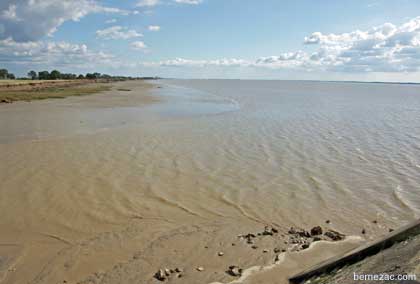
0,83,111,103
0,79,73,86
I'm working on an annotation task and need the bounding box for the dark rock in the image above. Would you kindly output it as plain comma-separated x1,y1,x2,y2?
251,245,258,249
227,266,242,277
324,229,345,241
310,226,323,236
0,99,12,104
325,220,331,224
362,228,366,234
273,247,281,253
154,269,166,281
262,226,278,236
175,268,183,273
373,220,378,224
389,228,394,233
301,243,310,250
263,249,269,253
313,236,322,242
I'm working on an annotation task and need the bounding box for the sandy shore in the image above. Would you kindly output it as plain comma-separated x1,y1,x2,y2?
0,80,415,284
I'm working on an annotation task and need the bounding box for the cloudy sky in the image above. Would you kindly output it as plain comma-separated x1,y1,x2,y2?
1,0,420,81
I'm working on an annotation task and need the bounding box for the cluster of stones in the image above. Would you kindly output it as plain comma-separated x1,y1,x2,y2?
154,267,183,282
152,221,387,282
288,226,345,252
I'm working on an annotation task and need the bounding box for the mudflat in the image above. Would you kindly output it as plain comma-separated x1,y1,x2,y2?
0,79,418,284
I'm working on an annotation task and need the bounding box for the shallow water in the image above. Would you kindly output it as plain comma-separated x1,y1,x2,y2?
0,79,419,283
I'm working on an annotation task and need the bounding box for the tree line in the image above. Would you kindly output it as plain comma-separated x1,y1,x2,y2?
28,70,113,80
0,68,142,81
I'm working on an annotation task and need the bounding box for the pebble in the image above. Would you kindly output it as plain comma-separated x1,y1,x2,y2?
218,252,224,256
197,267,204,272
228,266,242,277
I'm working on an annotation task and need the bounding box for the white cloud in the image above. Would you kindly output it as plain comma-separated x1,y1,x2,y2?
136,0,160,7
0,38,114,68
96,26,143,40
140,16,420,73
106,18,117,24
142,58,250,68
148,25,160,31
131,41,147,50
174,0,203,4
0,0,128,42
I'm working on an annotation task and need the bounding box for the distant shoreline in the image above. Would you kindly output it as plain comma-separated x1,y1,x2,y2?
0,79,157,104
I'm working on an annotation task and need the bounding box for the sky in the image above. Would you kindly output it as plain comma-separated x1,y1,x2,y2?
1,0,420,81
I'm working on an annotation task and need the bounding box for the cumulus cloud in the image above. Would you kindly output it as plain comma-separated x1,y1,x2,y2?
142,58,250,68
140,16,420,73
131,41,147,50
174,0,203,4
136,0,160,7
0,0,127,42
96,26,143,40
0,38,114,68
300,17,420,72
148,25,160,31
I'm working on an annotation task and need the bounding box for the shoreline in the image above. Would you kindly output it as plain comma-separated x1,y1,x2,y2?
0,79,152,104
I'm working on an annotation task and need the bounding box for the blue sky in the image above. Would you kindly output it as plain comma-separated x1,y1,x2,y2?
1,0,420,81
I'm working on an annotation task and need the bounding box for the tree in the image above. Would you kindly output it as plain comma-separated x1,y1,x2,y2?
38,71,50,80
28,70,37,80
85,73,95,79
77,74,85,79
50,70,61,80
0,69,8,79
7,73,15,79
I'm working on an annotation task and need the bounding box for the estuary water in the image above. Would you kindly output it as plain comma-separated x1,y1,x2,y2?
0,79,419,284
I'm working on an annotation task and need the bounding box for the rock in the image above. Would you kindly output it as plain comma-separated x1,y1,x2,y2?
324,230,345,241
0,99,12,104
218,252,224,256
175,268,183,273
362,228,366,234
325,220,331,224
281,249,286,252
154,269,166,281
177,273,183,278
313,236,322,242
262,226,278,236
373,220,378,224
310,226,323,236
263,249,269,253
197,267,204,272
164,268,171,276
275,254,281,262
273,247,281,253
389,228,394,233
228,266,242,277
301,243,310,250
231,243,236,246
289,227,310,238
251,245,258,249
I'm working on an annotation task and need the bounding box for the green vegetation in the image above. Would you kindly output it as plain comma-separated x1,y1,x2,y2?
0,68,142,81
0,84,111,103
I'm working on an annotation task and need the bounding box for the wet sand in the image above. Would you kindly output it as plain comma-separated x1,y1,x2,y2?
0,80,418,284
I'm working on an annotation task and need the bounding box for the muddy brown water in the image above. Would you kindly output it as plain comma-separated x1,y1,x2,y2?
0,80,419,284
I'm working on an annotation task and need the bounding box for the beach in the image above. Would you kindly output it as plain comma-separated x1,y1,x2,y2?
0,79,419,284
